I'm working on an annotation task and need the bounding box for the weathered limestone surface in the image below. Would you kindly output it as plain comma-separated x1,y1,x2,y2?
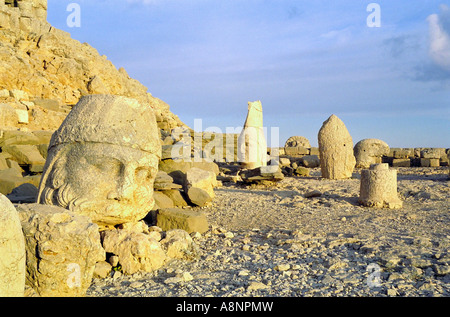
17,203,105,297
354,139,390,169
156,208,209,234
37,95,161,227
101,226,167,275
0,0,186,132
0,194,26,297
359,163,403,209
318,115,356,179
183,167,217,207
237,101,267,169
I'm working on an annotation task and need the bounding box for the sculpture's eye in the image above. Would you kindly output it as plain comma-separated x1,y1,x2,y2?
135,167,156,182
85,155,121,175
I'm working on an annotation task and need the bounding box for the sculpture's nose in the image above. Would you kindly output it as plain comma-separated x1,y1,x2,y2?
107,166,135,201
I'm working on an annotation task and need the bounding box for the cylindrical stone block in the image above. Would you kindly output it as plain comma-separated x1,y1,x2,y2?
359,163,403,209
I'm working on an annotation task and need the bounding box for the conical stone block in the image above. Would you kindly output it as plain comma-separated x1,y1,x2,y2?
318,114,356,179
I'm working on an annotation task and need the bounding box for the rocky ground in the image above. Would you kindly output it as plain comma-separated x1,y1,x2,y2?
86,167,449,297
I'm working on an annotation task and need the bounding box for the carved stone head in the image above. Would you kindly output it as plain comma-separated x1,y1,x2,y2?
37,95,161,227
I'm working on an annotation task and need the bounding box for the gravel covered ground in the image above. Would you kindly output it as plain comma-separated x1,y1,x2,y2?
86,167,449,297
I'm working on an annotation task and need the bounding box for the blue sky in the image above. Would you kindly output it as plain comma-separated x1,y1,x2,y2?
47,1,449,148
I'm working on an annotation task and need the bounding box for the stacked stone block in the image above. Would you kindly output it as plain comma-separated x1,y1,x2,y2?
383,147,449,167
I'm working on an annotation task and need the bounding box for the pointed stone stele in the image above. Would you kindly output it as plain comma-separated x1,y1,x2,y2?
318,114,356,179
359,163,403,209
237,100,268,170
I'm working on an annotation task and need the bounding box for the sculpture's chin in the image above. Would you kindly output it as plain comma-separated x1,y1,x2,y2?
69,197,154,227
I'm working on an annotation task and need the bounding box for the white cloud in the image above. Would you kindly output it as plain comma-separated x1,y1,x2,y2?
427,5,450,71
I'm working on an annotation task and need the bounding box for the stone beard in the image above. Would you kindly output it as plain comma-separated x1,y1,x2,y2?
37,94,161,228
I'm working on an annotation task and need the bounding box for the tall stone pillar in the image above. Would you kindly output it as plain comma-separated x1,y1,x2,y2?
359,163,403,209
237,100,267,169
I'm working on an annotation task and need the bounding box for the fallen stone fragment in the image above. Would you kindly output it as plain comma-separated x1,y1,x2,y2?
156,208,209,234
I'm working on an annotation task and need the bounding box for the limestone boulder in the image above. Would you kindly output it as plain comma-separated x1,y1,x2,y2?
183,167,217,207
17,203,105,297
2,144,46,172
157,208,209,234
158,158,220,184
240,165,284,183
353,139,390,169
300,155,320,168
160,229,200,260
101,224,167,275
0,194,26,297
318,115,356,179
0,103,19,127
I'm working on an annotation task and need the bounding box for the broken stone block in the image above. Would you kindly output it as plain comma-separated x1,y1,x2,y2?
284,146,310,156
2,144,46,172
152,191,175,210
0,130,40,147
162,189,189,207
300,155,320,168
420,148,441,159
156,208,209,234
420,158,440,167
392,158,410,167
0,154,9,170
160,229,200,260
294,166,310,177
15,109,29,124
0,168,25,195
17,204,105,297
186,187,214,207
0,104,19,127
101,227,167,275
359,163,402,209
183,167,216,206
240,166,284,183
392,149,411,159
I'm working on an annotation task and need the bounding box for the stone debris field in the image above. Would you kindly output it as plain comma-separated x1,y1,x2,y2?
86,167,449,297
